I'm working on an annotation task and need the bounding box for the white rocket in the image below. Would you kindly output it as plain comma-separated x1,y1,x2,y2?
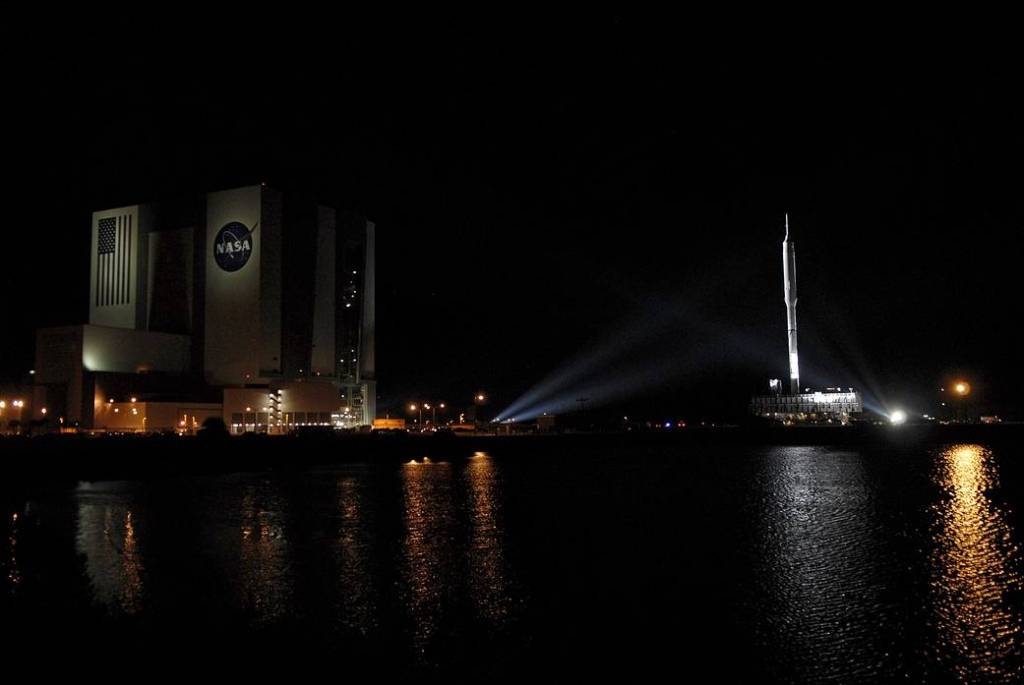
783,214,800,394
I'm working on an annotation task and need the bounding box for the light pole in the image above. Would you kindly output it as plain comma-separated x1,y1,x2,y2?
953,380,971,423
474,392,486,427
413,401,446,427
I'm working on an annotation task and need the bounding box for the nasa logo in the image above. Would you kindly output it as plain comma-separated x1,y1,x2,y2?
213,222,253,272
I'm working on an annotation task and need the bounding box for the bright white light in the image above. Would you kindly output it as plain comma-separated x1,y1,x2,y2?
890,410,907,425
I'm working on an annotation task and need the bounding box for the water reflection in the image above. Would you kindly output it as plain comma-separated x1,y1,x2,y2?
401,459,457,657
754,447,885,679
335,476,376,633
930,444,1023,682
238,483,293,623
6,511,21,592
76,487,145,614
465,452,513,623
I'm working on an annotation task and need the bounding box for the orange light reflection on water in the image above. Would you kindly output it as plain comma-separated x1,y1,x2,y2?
465,451,513,623
930,444,1023,682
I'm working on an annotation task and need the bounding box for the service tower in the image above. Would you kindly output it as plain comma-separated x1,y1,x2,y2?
783,214,799,393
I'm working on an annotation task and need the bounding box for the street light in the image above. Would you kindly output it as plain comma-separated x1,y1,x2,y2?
952,380,971,422
474,392,486,426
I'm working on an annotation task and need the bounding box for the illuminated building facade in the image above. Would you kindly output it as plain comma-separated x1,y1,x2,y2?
750,387,863,424
32,185,377,432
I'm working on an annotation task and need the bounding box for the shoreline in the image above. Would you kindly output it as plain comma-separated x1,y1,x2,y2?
1,423,1021,487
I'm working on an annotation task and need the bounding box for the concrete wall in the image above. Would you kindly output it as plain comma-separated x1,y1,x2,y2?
147,226,194,334
311,206,336,376
93,401,221,432
204,185,282,385
360,220,376,384
35,325,191,426
260,189,283,376
223,380,343,433
35,326,85,424
222,387,274,434
82,325,190,375
89,205,151,330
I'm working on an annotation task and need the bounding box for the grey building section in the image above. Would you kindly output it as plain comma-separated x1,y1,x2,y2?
336,213,376,426
360,220,376,382
34,325,192,426
259,189,283,378
147,227,194,334
89,204,153,331
311,207,337,376
204,185,283,385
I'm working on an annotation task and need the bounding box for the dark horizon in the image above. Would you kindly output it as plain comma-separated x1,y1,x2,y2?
5,26,1023,420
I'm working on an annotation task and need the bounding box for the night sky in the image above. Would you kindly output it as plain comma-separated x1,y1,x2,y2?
4,24,1023,419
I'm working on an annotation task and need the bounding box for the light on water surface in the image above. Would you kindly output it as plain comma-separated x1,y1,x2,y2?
930,444,1023,682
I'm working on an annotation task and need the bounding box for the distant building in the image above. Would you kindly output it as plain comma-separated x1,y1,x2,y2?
33,185,377,432
537,413,558,432
750,385,863,424
372,417,406,431
0,382,34,434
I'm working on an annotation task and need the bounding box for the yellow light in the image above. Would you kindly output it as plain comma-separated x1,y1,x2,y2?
409,404,417,411
0,401,5,409
954,381,970,396
130,397,137,403
41,407,47,415
477,394,485,401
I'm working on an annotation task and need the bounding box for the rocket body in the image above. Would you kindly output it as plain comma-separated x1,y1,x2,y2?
783,220,800,394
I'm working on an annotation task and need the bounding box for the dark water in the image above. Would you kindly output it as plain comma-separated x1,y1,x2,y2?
3,444,1022,681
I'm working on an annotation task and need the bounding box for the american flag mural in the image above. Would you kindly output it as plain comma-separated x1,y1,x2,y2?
95,215,133,306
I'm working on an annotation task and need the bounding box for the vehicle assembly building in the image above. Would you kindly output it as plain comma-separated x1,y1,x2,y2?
32,184,377,433
750,216,863,423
